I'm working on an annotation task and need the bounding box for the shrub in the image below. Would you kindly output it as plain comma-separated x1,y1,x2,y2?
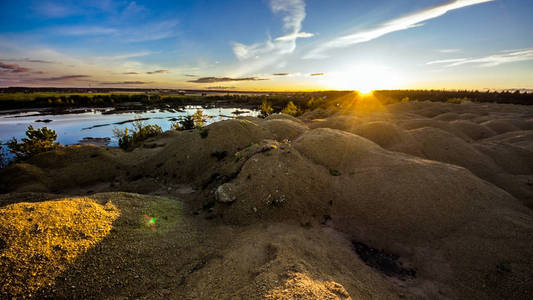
7,125,60,161
281,101,301,116
113,120,162,150
192,109,206,129
329,169,341,176
199,128,209,139
0,140,6,168
447,97,470,104
260,100,274,117
178,115,195,130
211,151,227,161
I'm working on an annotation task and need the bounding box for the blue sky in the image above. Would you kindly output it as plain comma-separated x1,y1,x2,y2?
0,0,532,91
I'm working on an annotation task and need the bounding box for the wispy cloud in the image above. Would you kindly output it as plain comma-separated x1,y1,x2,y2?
122,71,141,75
41,75,91,81
439,48,461,53
0,62,31,73
309,72,325,76
100,80,150,85
426,58,469,65
273,73,290,76
31,1,80,18
45,20,178,42
1,58,54,64
95,51,152,61
439,49,533,67
146,69,170,74
231,0,312,76
188,76,269,83
184,74,197,77
206,86,236,90
51,26,118,36
304,0,494,59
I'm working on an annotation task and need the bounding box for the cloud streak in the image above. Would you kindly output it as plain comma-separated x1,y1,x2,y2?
437,49,533,67
188,77,269,83
100,81,150,85
0,62,30,73
304,0,494,59
231,0,312,76
146,69,170,74
41,75,91,81
426,58,469,65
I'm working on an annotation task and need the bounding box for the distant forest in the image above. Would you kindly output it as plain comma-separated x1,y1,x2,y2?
373,90,533,105
0,88,531,111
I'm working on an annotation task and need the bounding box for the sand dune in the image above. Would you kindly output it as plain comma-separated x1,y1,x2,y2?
1,101,532,299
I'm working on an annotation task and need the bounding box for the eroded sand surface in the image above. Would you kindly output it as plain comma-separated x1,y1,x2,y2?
1,101,532,299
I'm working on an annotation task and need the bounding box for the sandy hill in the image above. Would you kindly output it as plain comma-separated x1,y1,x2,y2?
1,100,532,299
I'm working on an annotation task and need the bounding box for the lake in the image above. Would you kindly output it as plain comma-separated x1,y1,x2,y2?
0,106,260,148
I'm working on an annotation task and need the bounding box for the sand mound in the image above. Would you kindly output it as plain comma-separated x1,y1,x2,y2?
408,127,501,179
219,129,516,245
351,121,423,156
449,120,497,140
176,224,399,299
398,118,471,141
0,196,120,297
265,113,305,125
433,112,460,121
481,119,521,134
307,115,362,132
261,119,308,141
0,146,124,193
1,101,532,299
483,130,533,149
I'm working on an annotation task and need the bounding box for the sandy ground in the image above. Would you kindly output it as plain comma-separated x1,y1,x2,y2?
1,99,532,299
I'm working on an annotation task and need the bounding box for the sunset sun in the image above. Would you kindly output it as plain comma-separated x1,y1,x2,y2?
320,64,403,93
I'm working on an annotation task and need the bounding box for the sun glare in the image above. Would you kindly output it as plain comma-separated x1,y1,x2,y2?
320,64,403,93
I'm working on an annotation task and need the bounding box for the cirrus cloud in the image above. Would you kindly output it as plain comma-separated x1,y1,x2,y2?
304,0,494,59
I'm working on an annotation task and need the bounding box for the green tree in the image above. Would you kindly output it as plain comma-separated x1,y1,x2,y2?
8,125,60,160
260,100,274,117
192,109,206,129
281,101,301,116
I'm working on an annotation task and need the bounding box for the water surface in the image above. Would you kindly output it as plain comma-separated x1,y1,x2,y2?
0,106,259,147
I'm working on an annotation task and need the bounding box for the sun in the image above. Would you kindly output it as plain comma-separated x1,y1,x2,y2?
319,64,403,92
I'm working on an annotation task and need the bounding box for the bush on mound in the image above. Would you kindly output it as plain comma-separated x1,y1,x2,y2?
8,125,60,161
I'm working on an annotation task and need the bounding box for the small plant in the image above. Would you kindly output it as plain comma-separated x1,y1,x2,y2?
8,125,60,160
496,261,512,275
113,119,162,150
211,151,227,161
0,140,7,168
447,97,470,104
170,121,181,131
260,100,274,117
329,169,341,176
178,115,195,130
281,101,301,116
199,128,209,139
192,109,206,129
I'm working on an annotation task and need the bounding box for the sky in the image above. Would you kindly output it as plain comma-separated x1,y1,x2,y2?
0,0,532,92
